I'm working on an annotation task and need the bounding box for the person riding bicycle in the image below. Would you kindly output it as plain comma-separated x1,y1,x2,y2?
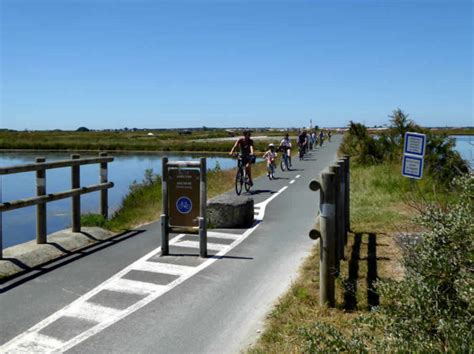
297,129,308,159
279,133,292,167
229,129,255,186
263,143,277,180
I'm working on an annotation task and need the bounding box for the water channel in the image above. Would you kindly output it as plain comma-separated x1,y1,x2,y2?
1,152,236,248
1,136,472,249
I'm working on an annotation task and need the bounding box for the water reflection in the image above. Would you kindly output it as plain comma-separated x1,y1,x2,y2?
1,152,236,248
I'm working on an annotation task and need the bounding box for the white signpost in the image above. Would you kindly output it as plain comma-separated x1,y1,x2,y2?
402,132,426,180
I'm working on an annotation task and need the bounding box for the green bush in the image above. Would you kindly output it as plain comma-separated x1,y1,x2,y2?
297,174,474,352
340,109,469,186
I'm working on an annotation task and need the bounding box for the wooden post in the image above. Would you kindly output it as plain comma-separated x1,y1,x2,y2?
320,169,336,307
99,152,108,219
71,154,81,232
161,157,169,256
329,164,341,273
199,158,207,258
0,188,3,259
337,159,346,258
36,157,47,243
344,155,351,235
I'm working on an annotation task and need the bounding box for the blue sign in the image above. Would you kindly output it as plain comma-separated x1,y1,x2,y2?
176,196,193,214
402,155,424,179
404,132,426,157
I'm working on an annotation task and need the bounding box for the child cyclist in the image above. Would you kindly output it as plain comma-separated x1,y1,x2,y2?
263,143,277,180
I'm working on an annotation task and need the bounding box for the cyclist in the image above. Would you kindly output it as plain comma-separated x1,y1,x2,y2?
319,130,324,147
297,129,308,160
229,129,255,186
263,143,277,180
279,133,292,168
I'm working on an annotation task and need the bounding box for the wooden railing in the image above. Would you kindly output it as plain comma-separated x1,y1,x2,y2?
0,152,114,258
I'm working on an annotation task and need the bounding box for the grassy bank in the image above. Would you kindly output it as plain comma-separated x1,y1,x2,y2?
0,130,290,153
82,161,270,231
249,162,409,352
250,161,472,352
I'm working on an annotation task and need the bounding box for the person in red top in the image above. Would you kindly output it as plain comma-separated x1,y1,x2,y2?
229,130,255,186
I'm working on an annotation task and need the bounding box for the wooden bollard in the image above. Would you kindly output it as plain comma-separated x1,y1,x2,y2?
36,157,47,243
161,157,169,256
99,152,109,219
344,156,351,236
329,164,341,273
320,170,336,307
199,157,207,258
337,159,346,259
71,154,81,232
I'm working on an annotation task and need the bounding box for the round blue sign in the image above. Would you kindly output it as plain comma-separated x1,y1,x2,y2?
176,196,193,214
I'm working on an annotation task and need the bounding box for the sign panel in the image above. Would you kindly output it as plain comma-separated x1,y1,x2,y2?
169,169,200,227
404,132,426,157
402,155,424,179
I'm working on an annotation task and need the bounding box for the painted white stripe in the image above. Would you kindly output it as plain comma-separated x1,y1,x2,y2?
106,278,166,295
133,261,194,276
68,302,121,323
1,184,290,354
289,179,295,184
173,240,228,252
11,333,64,353
295,174,301,179
207,231,240,240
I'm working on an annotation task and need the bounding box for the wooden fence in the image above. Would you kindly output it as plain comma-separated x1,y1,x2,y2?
309,156,350,307
0,153,114,258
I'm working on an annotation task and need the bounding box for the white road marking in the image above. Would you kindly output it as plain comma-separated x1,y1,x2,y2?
68,302,121,323
1,185,290,353
10,333,64,353
173,240,228,251
133,261,194,276
106,278,166,295
295,175,301,179
207,231,240,240
289,180,295,184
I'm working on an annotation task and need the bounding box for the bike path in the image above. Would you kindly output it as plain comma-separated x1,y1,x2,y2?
0,137,341,353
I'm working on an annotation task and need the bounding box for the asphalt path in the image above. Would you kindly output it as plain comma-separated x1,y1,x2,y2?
0,136,341,353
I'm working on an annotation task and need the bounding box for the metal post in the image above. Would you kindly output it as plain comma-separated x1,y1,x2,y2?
161,157,169,256
99,152,108,219
199,158,207,258
71,154,81,232
320,169,336,307
337,159,346,258
36,157,47,243
329,164,341,273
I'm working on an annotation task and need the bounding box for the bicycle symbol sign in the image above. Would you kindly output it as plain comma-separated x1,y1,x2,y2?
176,196,193,214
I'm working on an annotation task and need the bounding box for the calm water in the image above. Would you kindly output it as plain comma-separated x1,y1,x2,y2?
0,152,236,248
452,135,474,168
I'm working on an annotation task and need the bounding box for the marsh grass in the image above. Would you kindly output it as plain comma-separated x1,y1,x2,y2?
249,162,440,353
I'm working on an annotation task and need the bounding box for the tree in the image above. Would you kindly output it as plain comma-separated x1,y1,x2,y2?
76,127,90,132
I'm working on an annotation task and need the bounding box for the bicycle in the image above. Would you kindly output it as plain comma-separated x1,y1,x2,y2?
234,154,252,195
298,144,306,160
280,148,290,171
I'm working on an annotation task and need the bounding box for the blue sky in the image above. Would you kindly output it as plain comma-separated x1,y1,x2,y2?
1,0,472,130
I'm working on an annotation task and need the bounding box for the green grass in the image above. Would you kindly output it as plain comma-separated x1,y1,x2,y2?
0,130,296,153
82,160,271,231
249,161,462,352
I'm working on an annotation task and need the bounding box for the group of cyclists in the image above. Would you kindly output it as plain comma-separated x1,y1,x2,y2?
229,129,331,188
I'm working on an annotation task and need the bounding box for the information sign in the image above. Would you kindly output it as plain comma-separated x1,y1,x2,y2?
168,169,200,227
402,155,424,179
404,132,426,156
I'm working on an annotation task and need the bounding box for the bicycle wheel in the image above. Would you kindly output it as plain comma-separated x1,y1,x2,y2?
235,168,243,195
280,158,286,171
244,173,251,192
